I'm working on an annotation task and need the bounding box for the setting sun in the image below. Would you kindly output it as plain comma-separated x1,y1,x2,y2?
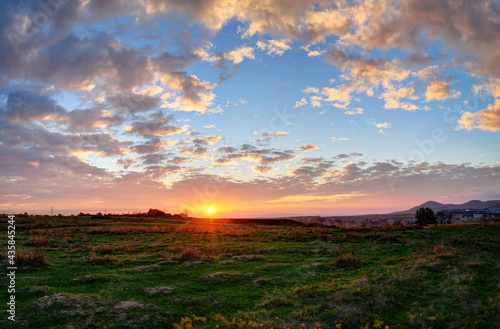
207,207,214,213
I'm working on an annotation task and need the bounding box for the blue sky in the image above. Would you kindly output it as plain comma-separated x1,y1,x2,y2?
0,0,499,216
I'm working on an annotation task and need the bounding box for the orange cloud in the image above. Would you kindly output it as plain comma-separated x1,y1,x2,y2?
457,100,500,132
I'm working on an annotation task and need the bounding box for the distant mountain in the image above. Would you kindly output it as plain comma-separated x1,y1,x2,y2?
393,200,500,214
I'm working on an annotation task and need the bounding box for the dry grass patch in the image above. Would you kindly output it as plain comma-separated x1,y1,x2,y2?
431,242,455,256
16,249,50,266
172,245,218,262
87,252,121,265
25,235,50,247
331,253,364,269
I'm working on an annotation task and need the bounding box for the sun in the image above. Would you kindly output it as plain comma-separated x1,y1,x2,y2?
207,207,214,213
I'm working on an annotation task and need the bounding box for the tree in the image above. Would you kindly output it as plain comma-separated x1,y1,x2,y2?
415,207,437,226
147,208,166,217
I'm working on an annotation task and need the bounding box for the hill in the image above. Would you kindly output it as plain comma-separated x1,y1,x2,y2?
393,199,500,214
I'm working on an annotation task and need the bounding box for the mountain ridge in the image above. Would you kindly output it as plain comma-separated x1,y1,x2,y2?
392,200,500,214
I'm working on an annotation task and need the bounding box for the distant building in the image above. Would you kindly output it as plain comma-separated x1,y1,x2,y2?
437,208,500,223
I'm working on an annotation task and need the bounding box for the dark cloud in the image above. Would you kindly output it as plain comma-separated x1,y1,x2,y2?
4,90,66,123
124,111,187,138
65,107,125,132
107,93,161,114
129,139,165,154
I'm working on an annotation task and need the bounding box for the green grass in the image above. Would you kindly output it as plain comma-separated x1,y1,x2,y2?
1,216,499,328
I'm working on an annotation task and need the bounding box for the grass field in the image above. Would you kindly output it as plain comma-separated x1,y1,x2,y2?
1,216,499,328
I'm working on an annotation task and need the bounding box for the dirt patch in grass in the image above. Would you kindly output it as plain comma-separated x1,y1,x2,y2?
73,274,122,283
231,254,265,261
114,300,144,310
200,271,243,283
35,293,101,311
144,286,175,295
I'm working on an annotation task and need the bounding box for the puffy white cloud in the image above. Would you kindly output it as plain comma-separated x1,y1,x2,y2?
294,97,308,108
256,39,291,56
225,45,255,64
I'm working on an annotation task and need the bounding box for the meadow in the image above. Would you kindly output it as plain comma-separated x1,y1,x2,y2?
1,216,499,328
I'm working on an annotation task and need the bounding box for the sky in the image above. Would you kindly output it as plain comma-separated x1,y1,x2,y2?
1,0,499,217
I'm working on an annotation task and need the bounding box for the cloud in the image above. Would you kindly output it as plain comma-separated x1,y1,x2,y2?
29,33,152,92
160,72,219,113
252,165,275,174
129,139,165,154
309,96,323,108
123,112,188,137
267,192,367,204
65,108,125,132
472,80,500,99
380,84,421,111
344,108,364,115
255,131,289,144
457,100,500,132
4,90,66,123
106,93,161,114
413,65,460,101
175,134,222,155
374,122,391,129
368,121,391,135
297,144,319,152
303,86,320,94
303,8,353,43
424,80,459,102
256,39,291,56
294,97,308,108
152,51,200,72
177,145,210,155
307,50,326,57
303,48,412,111
326,49,410,91
213,143,296,168
225,45,255,64
320,84,353,109
330,137,349,142
187,135,223,145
